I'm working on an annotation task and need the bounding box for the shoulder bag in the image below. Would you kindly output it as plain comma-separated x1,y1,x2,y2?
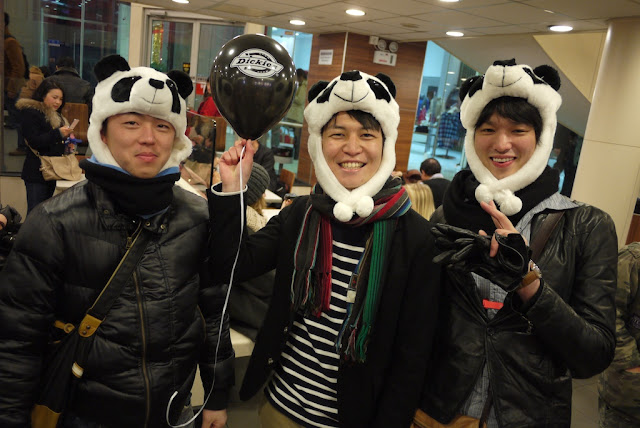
31,223,152,428
25,140,83,181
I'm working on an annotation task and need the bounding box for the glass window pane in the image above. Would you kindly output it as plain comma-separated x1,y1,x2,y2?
150,20,193,73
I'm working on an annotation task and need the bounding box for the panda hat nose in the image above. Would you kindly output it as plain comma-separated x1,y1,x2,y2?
340,71,362,81
148,79,165,89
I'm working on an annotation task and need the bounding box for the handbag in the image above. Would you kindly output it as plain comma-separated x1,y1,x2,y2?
31,223,152,428
25,140,83,181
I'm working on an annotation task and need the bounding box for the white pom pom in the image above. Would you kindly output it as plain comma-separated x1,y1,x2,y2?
475,184,493,203
355,196,374,218
495,191,522,216
333,202,354,222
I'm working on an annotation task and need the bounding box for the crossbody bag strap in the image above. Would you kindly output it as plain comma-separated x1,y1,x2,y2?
530,211,564,262
23,139,41,158
77,223,153,338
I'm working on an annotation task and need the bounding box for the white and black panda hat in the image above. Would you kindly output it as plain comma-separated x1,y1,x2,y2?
460,59,562,215
304,71,400,222
88,55,194,173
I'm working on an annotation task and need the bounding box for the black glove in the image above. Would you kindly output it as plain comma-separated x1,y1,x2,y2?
431,223,531,292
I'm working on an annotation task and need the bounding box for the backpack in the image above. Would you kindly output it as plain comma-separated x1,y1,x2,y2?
4,34,30,79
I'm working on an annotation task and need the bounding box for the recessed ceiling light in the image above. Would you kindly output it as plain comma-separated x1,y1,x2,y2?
172,0,189,3
549,25,573,32
446,31,464,37
290,19,306,26
447,71,455,74
346,9,365,16
440,0,461,3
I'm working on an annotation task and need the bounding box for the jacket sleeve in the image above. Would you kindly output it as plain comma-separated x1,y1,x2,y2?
0,208,64,427
198,277,235,411
20,108,63,151
208,188,288,285
373,220,442,428
608,244,640,370
523,211,618,378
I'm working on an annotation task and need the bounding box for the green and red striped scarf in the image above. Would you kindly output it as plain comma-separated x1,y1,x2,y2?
291,177,411,362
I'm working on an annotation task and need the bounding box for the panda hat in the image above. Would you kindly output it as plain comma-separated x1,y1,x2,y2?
460,59,562,215
304,71,400,222
88,55,194,173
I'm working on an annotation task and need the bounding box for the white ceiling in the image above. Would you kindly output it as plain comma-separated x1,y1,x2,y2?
136,0,640,42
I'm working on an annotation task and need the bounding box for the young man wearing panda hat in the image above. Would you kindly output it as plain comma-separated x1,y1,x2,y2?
0,55,233,428
416,59,618,428
211,70,441,427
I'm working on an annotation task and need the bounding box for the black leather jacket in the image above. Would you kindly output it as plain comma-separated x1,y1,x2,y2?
421,203,617,428
0,181,233,428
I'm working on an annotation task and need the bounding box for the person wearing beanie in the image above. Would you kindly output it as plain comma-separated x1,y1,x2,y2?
210,70,441,427
416,59,617,428
0,55,233,428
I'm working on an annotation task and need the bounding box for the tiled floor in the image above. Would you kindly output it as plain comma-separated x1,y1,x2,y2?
224,359,602,428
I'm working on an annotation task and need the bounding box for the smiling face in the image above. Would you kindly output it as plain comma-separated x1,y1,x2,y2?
101,113,175,178
474,112,537,180
321,112,383,190
43,89,63,111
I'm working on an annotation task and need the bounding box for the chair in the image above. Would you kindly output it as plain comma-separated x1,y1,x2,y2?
61,103,89,154
279,168,295,195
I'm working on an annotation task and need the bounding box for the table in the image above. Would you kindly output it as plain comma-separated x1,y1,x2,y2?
55,176,86,194
265,189,282,204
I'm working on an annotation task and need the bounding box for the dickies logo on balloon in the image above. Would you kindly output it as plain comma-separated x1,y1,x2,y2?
230,49,284,78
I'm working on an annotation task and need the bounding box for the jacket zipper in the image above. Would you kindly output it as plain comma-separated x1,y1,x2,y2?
197,305,207,343
134,271,151,428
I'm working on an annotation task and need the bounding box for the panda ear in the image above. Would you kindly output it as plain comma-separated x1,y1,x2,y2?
375,73,396,98
308,81,329,102
94,55,130,82
533,65,561,91
460,75,482,101
167,70,193,99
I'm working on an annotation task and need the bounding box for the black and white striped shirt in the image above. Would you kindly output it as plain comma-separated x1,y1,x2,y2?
266,224,367,427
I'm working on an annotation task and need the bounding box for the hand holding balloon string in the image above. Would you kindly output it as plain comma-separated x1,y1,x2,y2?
219,139,255,193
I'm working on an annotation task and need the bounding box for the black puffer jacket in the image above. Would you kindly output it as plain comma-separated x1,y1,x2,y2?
0,181,234,428
420,204,617,427
16,98,67,182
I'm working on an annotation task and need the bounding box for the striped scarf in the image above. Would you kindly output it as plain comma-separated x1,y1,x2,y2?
291,177,411,362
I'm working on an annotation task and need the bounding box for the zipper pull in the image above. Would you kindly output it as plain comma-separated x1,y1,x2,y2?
126,235,133,249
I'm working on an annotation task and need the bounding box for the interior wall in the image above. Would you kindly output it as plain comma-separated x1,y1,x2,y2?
534,32,606,103
298,32,427,185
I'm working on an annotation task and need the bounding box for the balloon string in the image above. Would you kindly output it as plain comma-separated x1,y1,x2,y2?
166,145,247,427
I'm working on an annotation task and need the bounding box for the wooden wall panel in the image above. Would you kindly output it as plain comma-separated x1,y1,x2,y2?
297,32,426,185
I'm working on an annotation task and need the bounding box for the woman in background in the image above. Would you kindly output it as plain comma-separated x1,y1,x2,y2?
16,79,72,213
404,182,435,220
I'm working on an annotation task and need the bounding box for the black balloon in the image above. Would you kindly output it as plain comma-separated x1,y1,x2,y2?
210,34,297,140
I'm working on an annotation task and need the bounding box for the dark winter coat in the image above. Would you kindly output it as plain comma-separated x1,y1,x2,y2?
210,192,442,428
49,67,93,106
420,203,617,428
0,181,234,428
16,98,67,183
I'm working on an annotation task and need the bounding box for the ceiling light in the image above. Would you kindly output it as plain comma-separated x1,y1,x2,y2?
346,9,365,16
447,71,454,74
446,31,464,37
549,25,573,32
440,0,460,2
172,0,189,3
290,19,305,25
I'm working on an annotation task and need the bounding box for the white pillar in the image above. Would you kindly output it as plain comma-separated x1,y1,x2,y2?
571,17,640,248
